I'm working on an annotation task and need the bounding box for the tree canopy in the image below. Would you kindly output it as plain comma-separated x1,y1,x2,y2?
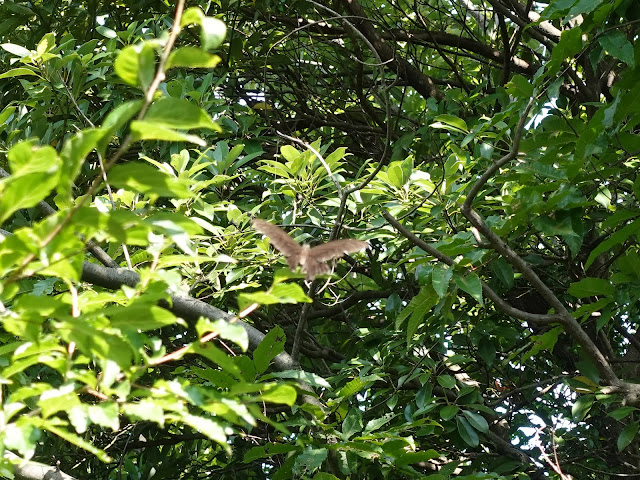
1,0,640,479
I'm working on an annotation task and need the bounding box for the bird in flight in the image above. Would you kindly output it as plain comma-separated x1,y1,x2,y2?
252,219,368,280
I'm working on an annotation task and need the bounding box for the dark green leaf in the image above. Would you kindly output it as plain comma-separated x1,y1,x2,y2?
617,421,639,452
342,408,363,440
432,264,452,297
253,326,286,374
462,410,489,433
456,416,479,447
572,395,594,421
599,31,635,67
454,272,483,305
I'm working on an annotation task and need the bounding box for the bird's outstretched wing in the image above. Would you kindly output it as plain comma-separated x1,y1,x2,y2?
308,239,369,262
252,219,302,269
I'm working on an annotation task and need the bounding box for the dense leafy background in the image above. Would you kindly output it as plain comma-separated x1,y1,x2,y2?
1,0,640,479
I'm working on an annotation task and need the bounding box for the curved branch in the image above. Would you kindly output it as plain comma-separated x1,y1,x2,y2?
382,211,560,325
459,102,620,386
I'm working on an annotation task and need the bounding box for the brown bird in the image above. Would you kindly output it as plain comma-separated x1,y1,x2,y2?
252,219,368,280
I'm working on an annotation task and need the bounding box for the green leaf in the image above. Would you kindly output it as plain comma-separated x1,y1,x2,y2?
1,43,31,57
193,343,244,380
462,410,489,433
138,43,156,91
608,406,636,421
108,162,192,198
130,120,208,145
386,160,410,188
431,114,468,133
167,47,222,69
66,324,134,370
396,450,440,466
0,106,16,127
585,219,640,269
280,145,301,163
145,97,221,131
440,405,458,420
478,340,496,367
96,25,117,39
491,257,514,289
599,31,635,68
181,9,227,50
37,35,55,56
568,277,614,298
196,318,249,351
200,17,227,51
4,419,40,458
0,67,39,79
263,370,330,389
260,384,297,405
506,75,534,98
181,7,206,27
337,377,368,398
183,414,229,453
108,305,177,331
572,395,594,421
342,408,363,440
43,422,112,462
523,327,562,361
548,28,583,74
396,286,438,340
0,142,61,223
59,128,106,192
456,416,479,447
617,421,638,452
437,375,456,389
432,264,452,298
114,45,141,86
238,283,311,310
454,272,483,305
123,400,164,426
363,413,395,433
253,326,286,374
293,448,327,476
88,402,120,431
97,100,143,153
567,0,604,17
313,473,341,480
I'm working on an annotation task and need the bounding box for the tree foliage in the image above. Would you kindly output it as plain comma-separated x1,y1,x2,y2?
1,0,640,479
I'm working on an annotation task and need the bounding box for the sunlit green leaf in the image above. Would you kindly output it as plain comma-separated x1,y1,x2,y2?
108,162,191,198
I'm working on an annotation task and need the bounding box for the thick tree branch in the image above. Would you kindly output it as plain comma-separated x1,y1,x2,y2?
7,452,78,480
80,261,298,371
